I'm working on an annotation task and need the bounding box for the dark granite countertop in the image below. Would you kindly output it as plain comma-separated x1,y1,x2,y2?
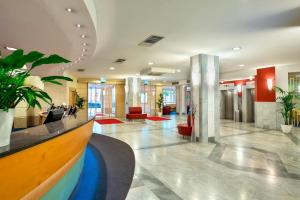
0,112,94,158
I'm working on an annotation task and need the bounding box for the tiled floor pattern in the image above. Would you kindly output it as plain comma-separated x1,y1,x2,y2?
93,116,300,200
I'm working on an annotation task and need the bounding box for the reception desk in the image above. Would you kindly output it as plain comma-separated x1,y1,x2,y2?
0,112,94,199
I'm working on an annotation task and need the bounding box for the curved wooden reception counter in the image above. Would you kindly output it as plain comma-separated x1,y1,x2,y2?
0,113,94,200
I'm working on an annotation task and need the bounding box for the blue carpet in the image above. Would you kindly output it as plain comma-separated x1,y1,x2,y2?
69,144,107,200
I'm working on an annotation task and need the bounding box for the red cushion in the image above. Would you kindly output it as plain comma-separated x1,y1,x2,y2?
129,107,142,114
177,123,192,136
126,113,147,119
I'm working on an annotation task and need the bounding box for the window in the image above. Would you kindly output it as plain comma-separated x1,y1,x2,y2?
141,92,148,104
163,87,176,104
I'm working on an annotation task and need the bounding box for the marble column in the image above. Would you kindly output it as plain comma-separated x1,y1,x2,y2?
125,77,141,114
190,54,220,142
176,84,187,115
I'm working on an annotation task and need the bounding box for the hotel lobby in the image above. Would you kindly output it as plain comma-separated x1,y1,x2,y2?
0,0,300,200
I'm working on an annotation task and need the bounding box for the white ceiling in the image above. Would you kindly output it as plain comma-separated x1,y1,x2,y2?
69,0,300,81
0,0,96,76
1,0,300,81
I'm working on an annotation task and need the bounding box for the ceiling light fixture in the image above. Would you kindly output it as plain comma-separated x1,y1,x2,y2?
66,8,72,12
82,42,87,46
239,64,245,67
233,47,242,51
82,49,87,52
81,53,85,57
5,46,17,51
109,67,115,70
176,69,181,72
81,34,86,38
148,62,154,65
76,24,82,28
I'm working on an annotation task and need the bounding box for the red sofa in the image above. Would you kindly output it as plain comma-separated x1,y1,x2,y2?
163,106,171,115
126,107,147,120
177,115,193,137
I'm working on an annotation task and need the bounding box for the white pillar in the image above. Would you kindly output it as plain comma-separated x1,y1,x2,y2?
125,77,141,113
191,54,220,142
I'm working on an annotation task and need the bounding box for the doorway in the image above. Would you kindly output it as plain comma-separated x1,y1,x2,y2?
220,90,234,120
88,83,116,117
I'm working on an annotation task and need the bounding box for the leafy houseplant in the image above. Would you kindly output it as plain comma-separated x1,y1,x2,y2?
75,91,85,109
275,86,299,133
0,49,72,146
156,93,164,117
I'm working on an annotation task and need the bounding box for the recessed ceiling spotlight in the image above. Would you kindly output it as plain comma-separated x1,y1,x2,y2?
82,42,87,46
76,24,82,28
109,67,115,70
239,64,245,67
78,57,81,61
233,47,242,51
176,69,181,72
74,60,78,63
148,62,154,65
66,8,72,12
82,49,87,52
81,34,86,38
5,46,17,51
81,53,85,57
249,76,254,81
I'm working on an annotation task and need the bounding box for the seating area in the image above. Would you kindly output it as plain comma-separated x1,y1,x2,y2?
126,107,147,120
177,115,193,137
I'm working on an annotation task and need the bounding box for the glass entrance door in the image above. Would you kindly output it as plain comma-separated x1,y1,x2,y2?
88,83,116,117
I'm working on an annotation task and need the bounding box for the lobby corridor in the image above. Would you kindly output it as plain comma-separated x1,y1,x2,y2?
93,117,300,200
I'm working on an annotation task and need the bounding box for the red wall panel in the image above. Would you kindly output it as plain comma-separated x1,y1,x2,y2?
255,67,276,102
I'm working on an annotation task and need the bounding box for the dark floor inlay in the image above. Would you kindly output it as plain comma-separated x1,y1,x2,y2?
134,165,183,200
135,141,189,150
209,143,300,180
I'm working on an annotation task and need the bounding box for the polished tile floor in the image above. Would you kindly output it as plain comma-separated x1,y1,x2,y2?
93,116,300,200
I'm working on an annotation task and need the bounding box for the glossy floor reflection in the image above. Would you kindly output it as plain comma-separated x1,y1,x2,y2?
93,116,300,200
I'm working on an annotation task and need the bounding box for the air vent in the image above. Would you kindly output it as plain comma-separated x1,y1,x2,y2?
77,69,85,72
138,35,164,47
114,58,126,63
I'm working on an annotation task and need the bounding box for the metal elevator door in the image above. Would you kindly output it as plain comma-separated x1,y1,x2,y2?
224,90,234,120
246,89,255,122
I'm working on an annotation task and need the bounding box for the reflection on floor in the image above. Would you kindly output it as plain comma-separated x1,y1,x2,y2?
93,116,300,200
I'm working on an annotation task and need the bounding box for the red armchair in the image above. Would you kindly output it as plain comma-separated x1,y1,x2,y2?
163,106,171,115
177,115,193,137
126,107,147,120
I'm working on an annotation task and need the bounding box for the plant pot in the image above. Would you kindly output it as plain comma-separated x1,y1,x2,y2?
157,112,162,117
281,124,293,134
0,109,15,147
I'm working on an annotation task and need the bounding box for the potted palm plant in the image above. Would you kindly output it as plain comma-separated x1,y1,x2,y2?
275,86,299,133
0,49,72,147
156,93,163,117
75,91,85,109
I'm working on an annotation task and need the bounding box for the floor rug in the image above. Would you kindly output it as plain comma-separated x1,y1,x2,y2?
146,116,171,121
95,119,124,125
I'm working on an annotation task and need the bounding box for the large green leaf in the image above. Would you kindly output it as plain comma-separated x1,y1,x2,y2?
2,49,24,66
31,55,70,69
15,51,44,69
41,76,73,82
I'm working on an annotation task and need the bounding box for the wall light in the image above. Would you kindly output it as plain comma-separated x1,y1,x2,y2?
5,46,17,51
237,84,242,93
267,79,273,91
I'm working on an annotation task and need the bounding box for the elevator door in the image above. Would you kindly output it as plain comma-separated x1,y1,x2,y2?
225,90,234,120
246,89,255,122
